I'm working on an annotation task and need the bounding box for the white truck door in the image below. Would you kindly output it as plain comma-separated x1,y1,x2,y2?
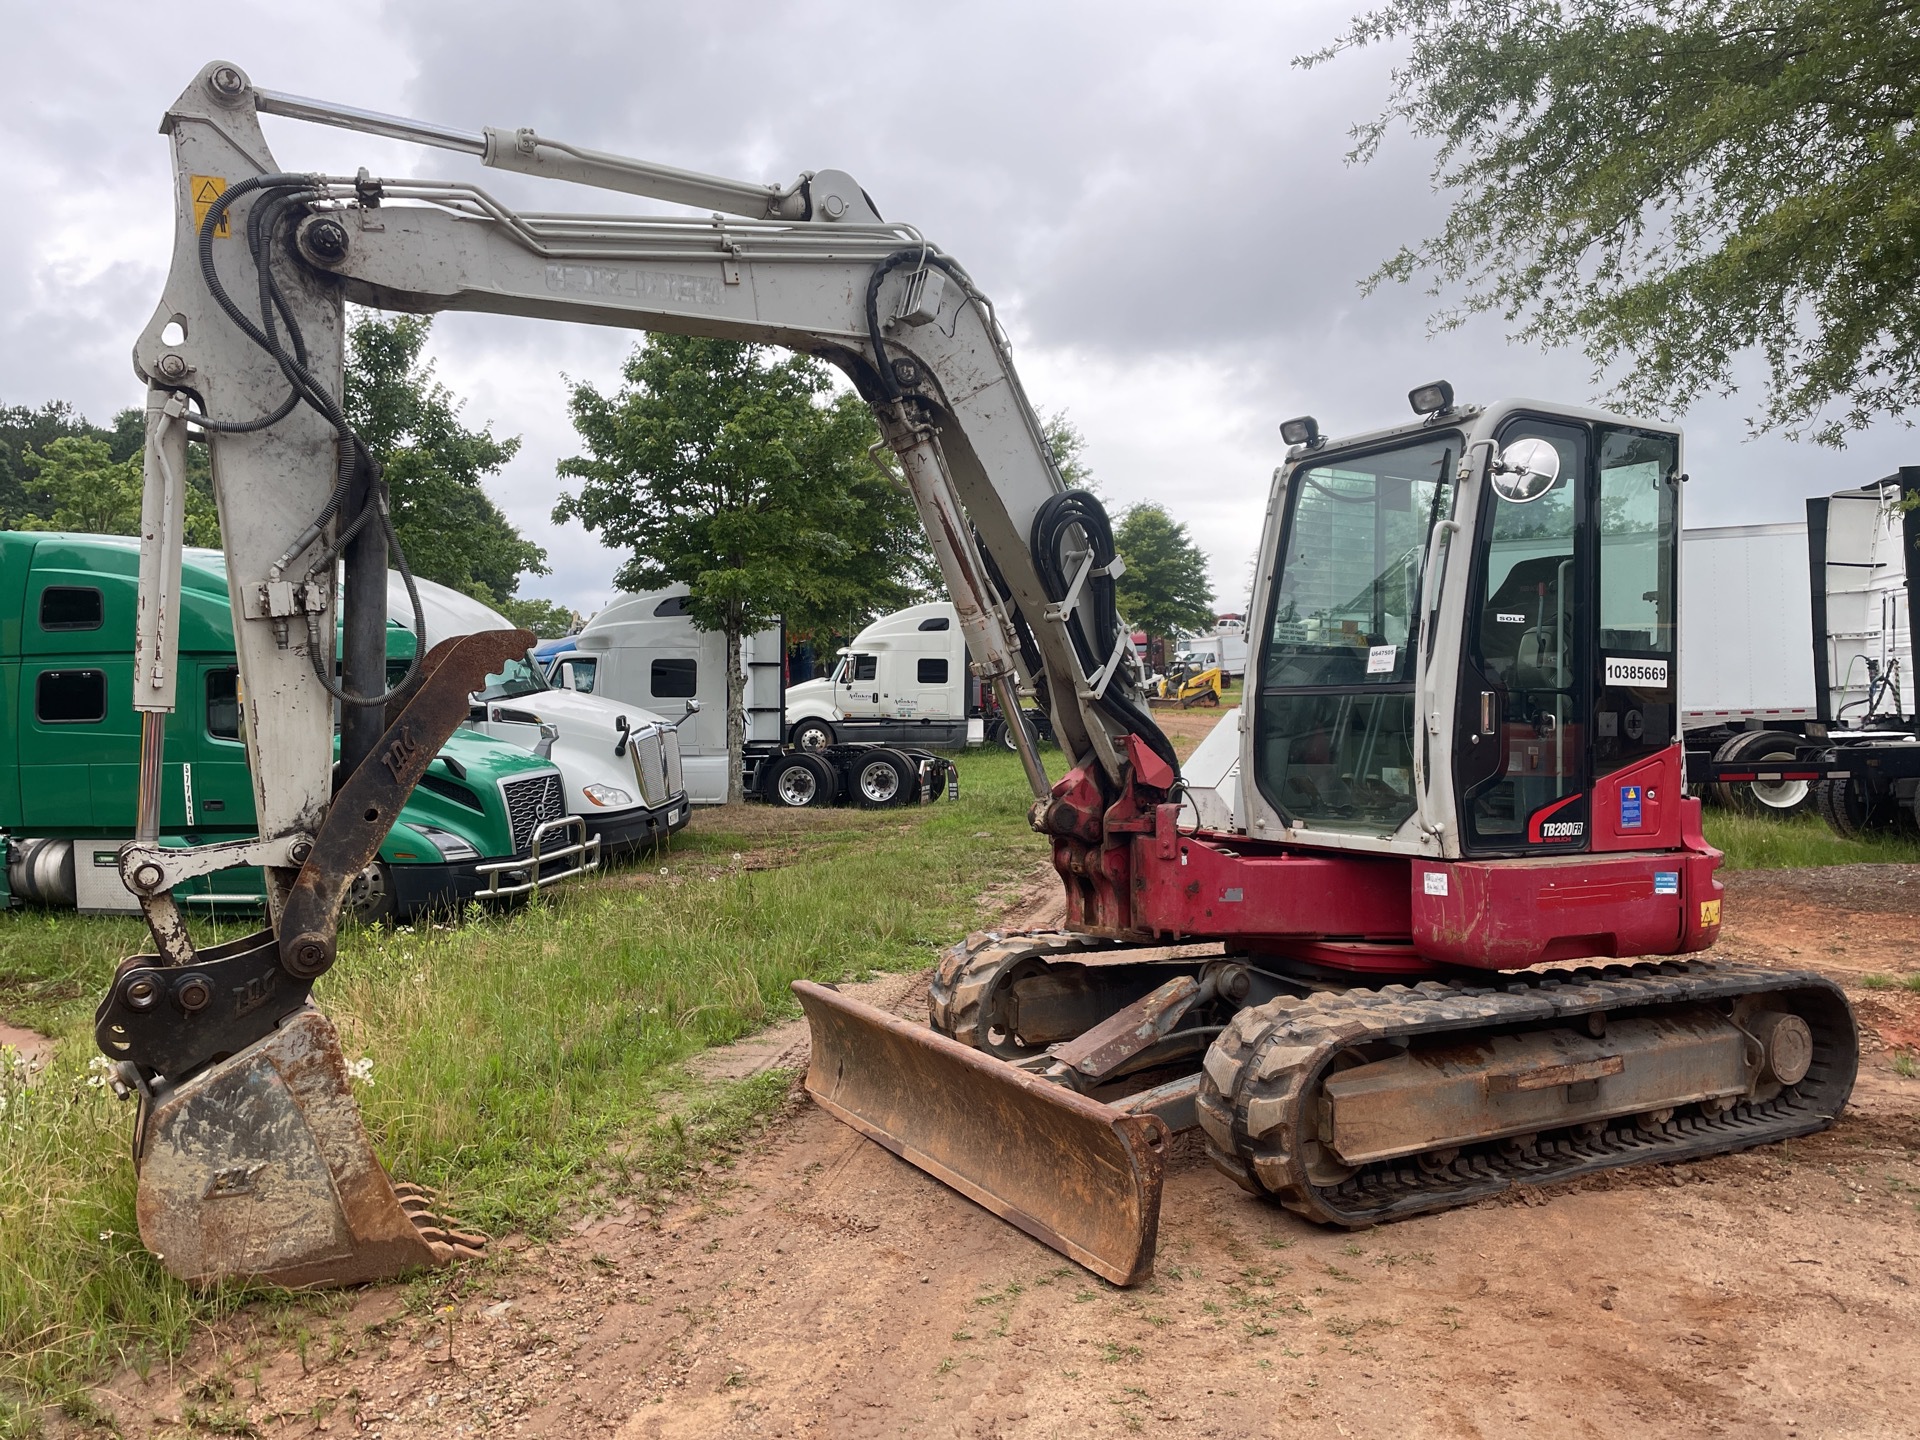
840,652,882,717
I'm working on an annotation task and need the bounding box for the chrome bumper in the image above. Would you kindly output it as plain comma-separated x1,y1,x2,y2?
476,815,602,898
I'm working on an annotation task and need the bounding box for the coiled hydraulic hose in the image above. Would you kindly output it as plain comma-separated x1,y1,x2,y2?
1029,490,1180,776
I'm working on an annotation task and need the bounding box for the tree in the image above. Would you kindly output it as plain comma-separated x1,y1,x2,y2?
1042,409,1099,492
496,596,578,638
1305,0,1920,443
1113,503,1215,664
13,433,220,545
20,436,141,536
343,312,548,602
555,335,936,802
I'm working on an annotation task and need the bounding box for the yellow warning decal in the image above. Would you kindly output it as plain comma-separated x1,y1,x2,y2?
1699,899,1722,927
190,175,230,238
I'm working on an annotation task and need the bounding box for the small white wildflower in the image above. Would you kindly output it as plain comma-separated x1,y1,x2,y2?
659,867,669,876
731,852,743,863
0,1093,8,1119
345,1056,375,1087
99,1230,114,1241
87,1056,115,1089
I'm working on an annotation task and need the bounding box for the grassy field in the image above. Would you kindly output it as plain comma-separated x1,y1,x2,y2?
0,751,1047,1431
2,737,1917,1430
1702,807,1920,869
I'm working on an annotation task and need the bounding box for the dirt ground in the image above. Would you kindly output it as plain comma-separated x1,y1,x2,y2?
61,851,1920,1440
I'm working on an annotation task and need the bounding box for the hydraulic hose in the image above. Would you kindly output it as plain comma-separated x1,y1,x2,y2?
185,173,430,709
1029,490,1180,776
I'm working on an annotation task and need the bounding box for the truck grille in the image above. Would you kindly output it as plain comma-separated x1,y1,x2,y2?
663,728,683,797
630,731,670,808
501,773,566,853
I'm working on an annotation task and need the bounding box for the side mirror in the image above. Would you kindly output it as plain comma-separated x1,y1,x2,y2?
1490,437,1561,503
684,699,701,717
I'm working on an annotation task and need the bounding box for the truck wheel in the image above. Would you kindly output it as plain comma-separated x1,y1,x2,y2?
997,715,1037,753
790,718,836,752
342,861,395,926
1814,774,1892,839
1713,730,1814,816
853,749,914,807
983,718,1006,749
766,753,836,808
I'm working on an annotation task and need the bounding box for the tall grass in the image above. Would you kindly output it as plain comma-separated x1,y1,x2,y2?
1702,808,1920,870
0,751,1044,1424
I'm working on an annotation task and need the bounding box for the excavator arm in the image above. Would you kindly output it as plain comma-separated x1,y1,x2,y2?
109,61,1177,1286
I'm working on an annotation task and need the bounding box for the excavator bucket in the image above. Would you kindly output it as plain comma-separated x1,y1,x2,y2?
134,1008,481,1288
794,981,1167,1285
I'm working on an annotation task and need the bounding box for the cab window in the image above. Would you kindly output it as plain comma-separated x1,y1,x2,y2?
37,669,106,723
917,658,948,685
651,658,697,698
850,654,877,682
207,667,241,740
39,586,103,631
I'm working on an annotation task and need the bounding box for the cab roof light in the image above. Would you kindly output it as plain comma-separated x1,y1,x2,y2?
1279,415,1321,448
1408,380,1455,416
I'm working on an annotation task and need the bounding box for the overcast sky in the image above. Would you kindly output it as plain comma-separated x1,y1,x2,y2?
5,0,1912,618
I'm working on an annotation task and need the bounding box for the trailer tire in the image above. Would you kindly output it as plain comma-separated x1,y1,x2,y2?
1814,774,1894,839
790,718,836,752
997,715,1038,753
852,748,915,808
1713,730,1815,816
342,861,395,927
765,753,836,808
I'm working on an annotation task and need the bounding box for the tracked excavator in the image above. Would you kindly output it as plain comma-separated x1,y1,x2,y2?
104,61,1857,1289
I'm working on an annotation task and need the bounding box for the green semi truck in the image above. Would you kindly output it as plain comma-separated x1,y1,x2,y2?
0,531,597,921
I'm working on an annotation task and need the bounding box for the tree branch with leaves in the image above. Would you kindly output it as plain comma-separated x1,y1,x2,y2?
1307,0,1920,443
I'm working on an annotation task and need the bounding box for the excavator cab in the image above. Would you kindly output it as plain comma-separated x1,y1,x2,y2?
1250,403,1683,862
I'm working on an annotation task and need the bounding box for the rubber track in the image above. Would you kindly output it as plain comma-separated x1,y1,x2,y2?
927,930,1121,1052
1196,959,1858,1227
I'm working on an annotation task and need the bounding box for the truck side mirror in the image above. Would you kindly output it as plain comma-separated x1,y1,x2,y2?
684,699,701,716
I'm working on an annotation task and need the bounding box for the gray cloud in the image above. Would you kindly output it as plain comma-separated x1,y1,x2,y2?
2,0,1911,617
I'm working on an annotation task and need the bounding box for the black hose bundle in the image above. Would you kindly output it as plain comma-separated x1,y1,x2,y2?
188,175,427,708
1029,490,1180,776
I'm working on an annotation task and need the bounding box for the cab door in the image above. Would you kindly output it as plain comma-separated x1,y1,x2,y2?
1454,419,1592,853
838,653,882,718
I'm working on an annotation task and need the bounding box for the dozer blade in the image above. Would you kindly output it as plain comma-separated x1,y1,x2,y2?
794,980,1167,1286
135,1008,480,1288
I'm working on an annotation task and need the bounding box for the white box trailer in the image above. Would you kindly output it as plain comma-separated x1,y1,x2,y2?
1173,617,1249,679
1679,522,1818,727
1680,479,1915,817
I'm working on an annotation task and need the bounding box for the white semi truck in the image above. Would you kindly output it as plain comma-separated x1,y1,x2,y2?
546,586,957,808
394,577,692,852
784,601,985,751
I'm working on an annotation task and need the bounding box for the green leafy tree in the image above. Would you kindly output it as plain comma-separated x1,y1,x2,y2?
15,434,220,545
343,312,547,602
1043,409,1099,492
1306,0,1920,443
496,596,578,638
1114,503,1215,666
555,335,935,801
20,437,141,535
